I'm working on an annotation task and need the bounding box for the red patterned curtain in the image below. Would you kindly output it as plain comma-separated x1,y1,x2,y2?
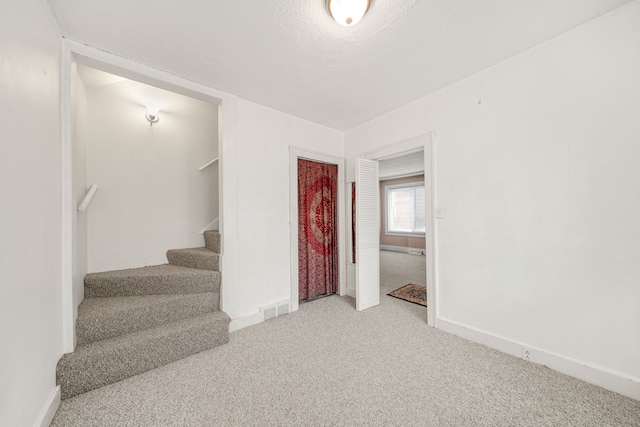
298,158,338,301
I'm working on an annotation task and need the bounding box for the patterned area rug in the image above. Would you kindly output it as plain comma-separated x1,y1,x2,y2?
387,284,427,307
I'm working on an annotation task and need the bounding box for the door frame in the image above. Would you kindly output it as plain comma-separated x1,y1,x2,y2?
360,133,437,327
60,40,237,352
289,147,346,313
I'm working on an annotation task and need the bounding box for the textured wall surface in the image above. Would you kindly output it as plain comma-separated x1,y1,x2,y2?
231,98,344,318
85,79,218,272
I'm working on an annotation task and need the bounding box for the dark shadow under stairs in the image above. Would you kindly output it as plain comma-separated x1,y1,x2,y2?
56,230,229,400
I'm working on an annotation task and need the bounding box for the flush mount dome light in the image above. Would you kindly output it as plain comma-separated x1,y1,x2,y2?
327,0,371,26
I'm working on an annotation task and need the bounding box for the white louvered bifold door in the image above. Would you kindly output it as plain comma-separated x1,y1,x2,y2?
356,158,380,311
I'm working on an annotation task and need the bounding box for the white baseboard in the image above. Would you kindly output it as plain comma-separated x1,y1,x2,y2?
438,317,640,401
347,288,355,298
229,300,292,332
380,244,425,255
229,312,262,332
35,386,60,427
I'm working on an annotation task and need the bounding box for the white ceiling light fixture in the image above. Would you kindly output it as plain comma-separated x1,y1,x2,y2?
327,0,371,26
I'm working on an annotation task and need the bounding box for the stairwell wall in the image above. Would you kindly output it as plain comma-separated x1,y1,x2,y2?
85,80,219,272
0,0,64,426
345,3,640,398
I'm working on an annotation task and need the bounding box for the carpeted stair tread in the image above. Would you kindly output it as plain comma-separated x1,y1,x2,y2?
61,232,230,400
76,292,220,346
57,311,230,400
203,230,220,253
166,247,219,271
84,264,219,297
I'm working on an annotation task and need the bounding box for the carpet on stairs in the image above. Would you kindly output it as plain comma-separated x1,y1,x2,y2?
57,230,229,399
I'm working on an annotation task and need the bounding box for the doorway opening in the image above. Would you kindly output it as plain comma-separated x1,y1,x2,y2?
289,147,346,313
357,134,437,326
61,41,232,352
74,64,219,273
297,158,339,303
378,150,427,318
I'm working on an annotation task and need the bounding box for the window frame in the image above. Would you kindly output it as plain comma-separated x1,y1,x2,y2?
384,181,426,237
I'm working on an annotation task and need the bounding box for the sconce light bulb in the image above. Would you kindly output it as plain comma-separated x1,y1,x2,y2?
145,106,160,126
327,0,370,26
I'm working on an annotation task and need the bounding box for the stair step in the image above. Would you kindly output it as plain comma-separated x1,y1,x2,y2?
84,264,219,298
166,247,219,271
76,292,219,346
57,311,230,400
203,230,220,252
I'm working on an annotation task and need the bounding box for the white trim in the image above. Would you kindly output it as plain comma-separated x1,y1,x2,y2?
61,40,238,350
380,245,425,255
361,133,437,327
35,386,60,427
385,231,426,238
438,317,640,401
60,44,75,352
289,147,346,314
347,288,356,298
217,96,239,320
229,311,263,332
62,41,228,104
361,135,426,161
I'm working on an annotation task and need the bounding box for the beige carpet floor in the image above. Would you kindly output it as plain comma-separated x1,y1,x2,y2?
51,250,640,426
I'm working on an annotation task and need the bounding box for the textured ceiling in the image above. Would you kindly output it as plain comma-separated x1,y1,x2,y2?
47,0,632,130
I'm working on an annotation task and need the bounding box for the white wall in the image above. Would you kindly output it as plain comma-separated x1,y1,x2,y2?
345,2,640,395
225,98,343,321
0,0,63,426
86,80,218,272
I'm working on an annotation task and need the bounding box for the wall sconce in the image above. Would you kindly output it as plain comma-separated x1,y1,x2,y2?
145,106,159,126
327,0,371,26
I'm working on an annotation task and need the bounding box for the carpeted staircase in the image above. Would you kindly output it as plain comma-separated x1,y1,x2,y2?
56,230,229,400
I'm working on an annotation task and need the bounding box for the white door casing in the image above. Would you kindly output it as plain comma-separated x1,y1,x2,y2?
61,40,233,352
289,147,347,313
360,133,436,325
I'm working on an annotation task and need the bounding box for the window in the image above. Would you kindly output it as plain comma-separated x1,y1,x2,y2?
385,182,425,235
